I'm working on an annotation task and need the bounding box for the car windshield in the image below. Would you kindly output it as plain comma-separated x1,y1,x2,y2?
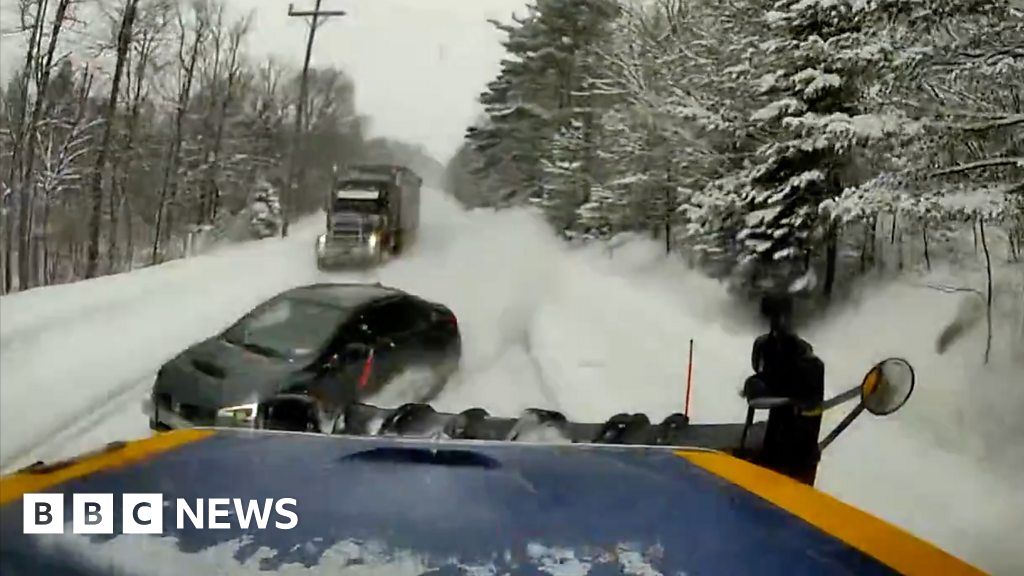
222,297,351,360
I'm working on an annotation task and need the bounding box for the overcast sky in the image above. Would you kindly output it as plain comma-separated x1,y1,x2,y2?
0,0,528,162
231,0,528,161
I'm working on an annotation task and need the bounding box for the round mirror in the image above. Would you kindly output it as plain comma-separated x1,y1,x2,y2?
861,358,915,416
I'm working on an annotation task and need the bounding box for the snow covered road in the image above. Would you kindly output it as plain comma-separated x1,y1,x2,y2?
2,188,1022,573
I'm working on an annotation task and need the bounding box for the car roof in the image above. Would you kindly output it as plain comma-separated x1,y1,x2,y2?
279,283,405,309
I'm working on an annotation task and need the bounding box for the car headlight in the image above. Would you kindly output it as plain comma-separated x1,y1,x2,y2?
368,232,379,250
217,402,258,424
316,234,326,251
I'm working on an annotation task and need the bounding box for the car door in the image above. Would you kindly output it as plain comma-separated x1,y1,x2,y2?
354,298,426,391
408,299,458,362
390,298,445,366
298,315,373,409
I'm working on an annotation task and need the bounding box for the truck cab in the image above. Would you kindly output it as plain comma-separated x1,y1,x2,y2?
316,165,421,269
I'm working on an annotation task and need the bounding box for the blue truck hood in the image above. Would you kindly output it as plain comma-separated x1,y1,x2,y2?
0,429,980,575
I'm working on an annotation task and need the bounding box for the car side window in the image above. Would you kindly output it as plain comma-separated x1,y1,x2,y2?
401,299,436,331
363,299,424,336
332,317,365,351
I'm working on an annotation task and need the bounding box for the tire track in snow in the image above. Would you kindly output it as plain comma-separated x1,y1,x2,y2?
0,373,153,472
0,220,333,464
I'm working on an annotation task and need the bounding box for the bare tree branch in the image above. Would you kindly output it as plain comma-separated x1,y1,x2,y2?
957,114,1024,131
931,157,1024,177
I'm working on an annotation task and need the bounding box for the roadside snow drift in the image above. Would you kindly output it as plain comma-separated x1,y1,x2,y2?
1,188,1021,573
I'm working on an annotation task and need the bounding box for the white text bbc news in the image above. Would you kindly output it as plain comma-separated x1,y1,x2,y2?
23,494,298,534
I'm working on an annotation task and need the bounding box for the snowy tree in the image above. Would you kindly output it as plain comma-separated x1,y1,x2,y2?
891,1,1024,260
443,138,491,208
0,0,409,291
817,0,1024,275
466,0,619,211
537,117,589,232
576,1,734,251
6,0,79,290
692,0,914,296
584,107,649,237
35,65,97,285
450,0,1020,304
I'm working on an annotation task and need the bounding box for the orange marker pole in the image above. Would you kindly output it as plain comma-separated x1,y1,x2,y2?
685,338,694,418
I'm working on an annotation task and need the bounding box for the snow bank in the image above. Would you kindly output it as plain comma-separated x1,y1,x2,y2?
804,279,1024,575
1,188,1021,573
0,218,339,467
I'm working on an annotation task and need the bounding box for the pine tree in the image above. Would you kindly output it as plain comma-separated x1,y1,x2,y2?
596,0,763,254
467,0,619,215
699,0,913,295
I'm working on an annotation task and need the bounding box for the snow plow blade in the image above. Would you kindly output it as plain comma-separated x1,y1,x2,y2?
252,397,768,454
0,428,983,575
341,402,764,451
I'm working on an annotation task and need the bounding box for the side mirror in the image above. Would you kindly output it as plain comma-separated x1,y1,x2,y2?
860,357,915,416
816,357,916,453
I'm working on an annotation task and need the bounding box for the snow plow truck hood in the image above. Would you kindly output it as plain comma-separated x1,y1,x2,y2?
0,429,984,576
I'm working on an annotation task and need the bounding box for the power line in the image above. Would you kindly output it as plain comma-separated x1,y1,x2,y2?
282,1,346,236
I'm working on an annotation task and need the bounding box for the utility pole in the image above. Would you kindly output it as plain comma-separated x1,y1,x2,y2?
283,1,346,237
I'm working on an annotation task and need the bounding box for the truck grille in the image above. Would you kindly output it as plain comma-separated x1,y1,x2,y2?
330,226,367,241
329,214,371,242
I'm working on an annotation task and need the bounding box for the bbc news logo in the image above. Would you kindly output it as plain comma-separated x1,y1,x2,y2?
23,494,298,534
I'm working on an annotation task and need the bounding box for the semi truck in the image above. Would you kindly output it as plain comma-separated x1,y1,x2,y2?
316,164,422,269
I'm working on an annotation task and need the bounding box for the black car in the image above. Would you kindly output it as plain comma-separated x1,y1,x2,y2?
148,283,461,430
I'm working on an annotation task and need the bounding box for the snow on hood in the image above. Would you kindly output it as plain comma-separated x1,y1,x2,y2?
31,533,668,576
